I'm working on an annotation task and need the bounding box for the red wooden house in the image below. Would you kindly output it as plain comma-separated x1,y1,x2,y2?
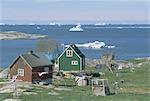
8,51,53,84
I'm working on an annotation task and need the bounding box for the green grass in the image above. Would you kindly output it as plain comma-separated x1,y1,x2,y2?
0,60,150,101
128,58,148,64
0,93,12,101
0,78,5,82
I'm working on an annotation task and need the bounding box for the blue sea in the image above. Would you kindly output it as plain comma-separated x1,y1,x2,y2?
0,24,150,68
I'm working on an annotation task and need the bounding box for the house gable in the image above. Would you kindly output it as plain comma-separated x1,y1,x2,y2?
9,56,32,70
58,45,84,71
9,56,32,82
9,52,53,83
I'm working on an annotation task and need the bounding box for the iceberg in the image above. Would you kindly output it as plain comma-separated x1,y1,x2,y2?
0,31,48,40
63,41,116,50
49,22,57,25
105,45,116,48
95,23,107,26
69,24,83,32
63,41,106,49
76,41,105,49
49,22,61,26
37,26,41,29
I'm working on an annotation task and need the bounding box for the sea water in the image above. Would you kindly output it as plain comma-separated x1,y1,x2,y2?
0,25,150,67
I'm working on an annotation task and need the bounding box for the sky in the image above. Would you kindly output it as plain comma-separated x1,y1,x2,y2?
0,0,150,24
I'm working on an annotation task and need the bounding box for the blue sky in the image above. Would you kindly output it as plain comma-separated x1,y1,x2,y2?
0,0,149,24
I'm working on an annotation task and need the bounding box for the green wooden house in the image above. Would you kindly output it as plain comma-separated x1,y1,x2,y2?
56,44,85,72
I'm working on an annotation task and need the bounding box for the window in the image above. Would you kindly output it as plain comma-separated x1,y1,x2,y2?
18,69,24,76
66,50,73,57
71,60,78,65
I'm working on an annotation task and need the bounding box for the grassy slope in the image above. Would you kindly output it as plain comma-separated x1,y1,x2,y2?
0,59,150,101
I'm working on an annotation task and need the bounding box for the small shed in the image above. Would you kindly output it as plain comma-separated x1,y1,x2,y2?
56,44,85,72
8,51,53,84
75,76,88,86
92,79,110,96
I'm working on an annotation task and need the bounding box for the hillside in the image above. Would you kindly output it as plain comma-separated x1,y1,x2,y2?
0,31,48,40
0,58,150,101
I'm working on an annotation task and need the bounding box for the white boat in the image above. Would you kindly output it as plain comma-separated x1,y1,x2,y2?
69,24,83,32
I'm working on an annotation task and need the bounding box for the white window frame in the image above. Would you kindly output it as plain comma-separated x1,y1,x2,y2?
71,60,78,65
18,69,24,76
66,50,73,57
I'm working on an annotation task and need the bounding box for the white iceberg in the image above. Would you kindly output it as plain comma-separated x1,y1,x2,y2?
95,23,107,26
49,22,57,25
63,41,106,49
76,41,105,49
36,26,41,29
49,22,61,26
29,23,35,25
105,45,116,48
63,41,116,49
69,24,83,32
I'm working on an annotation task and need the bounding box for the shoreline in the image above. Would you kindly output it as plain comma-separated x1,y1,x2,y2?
0,31,48,40
0,57,149,69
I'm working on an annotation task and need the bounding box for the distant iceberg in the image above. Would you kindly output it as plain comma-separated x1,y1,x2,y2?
63,41,116,49
0,23,4,25
28,23,35,25
69,24,83,32
76,41,105,49
95,23,107,26
0,31,48,40
105,45,116,48
49,22,61,26
63,41,106,49
36,26,41,29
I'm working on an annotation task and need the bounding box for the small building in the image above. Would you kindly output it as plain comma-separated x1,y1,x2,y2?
92,79,110,96
75,76,88,86
56,44,85,72
8,51,53,84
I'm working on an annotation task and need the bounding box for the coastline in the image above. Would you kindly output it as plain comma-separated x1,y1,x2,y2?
0,31,48,40
0,57,149,69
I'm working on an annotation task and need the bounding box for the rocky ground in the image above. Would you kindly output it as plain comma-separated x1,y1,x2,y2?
0,31,48,40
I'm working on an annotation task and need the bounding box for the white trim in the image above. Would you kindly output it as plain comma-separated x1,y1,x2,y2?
18,69,24,76
66,50,73,57
57,46,70,70
69,46,82,71
57,46,70,60
8,56,20,69
20,56,33,69
8,55,33,70
71,60,78,65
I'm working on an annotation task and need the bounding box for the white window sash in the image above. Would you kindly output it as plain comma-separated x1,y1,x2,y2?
66,50,73,57
18,69,24,76
71,60,78,65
